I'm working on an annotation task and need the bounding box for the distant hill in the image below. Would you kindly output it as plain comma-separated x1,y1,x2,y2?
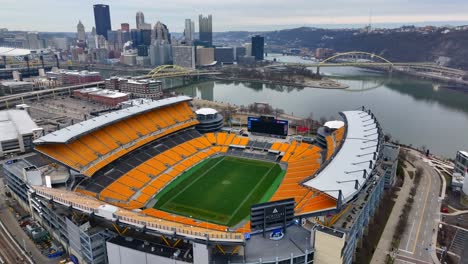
215,27,468,69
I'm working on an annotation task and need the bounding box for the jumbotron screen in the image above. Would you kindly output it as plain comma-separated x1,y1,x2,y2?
247,116,289,136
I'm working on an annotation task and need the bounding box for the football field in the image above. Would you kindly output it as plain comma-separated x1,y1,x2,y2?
154,156,284,227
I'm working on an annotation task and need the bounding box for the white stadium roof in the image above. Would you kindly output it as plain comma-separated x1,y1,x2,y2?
324,120,345,130
0,47,31,57
304,110,380,203
196,108,218,115
34,96,192,144
0,110,38,142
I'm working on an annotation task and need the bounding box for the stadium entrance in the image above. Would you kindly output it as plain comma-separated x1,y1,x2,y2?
250,198,295,237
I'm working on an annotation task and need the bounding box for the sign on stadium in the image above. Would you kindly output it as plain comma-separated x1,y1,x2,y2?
247,116,289,137
250,198,295,237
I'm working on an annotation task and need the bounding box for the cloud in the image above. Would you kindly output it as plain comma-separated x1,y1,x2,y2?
1,0,468,32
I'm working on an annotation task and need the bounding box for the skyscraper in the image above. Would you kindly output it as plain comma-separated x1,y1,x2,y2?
77,21,86,42
136,11,151,30
121,23,130,32
93,4,111,39
184,19,195,42
198,14,212,47
251,35,264,60
149,22,172,66
136,11,144,29
152,22,170,43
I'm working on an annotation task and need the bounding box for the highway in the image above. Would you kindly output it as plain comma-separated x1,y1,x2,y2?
0,81,104,109
396,150,442,264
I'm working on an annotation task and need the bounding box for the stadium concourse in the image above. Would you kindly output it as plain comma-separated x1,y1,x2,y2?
19,96,392,263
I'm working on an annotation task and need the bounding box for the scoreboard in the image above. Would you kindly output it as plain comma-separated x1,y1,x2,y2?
247,116,289,137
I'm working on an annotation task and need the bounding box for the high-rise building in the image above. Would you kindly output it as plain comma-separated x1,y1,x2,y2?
121,23,130,32
26,32,40,50
184,19,195,42
152,22,171,44
149,43,172,66
173,46,195,69
136,11,144,29
235,46,246,61
76,21,86,42
198,14,212,47
136,11,151,30
244,43,252,57
93,4,111,39
251,35,264,60
196,47,214,66
214,47,234,64
141,29,152,46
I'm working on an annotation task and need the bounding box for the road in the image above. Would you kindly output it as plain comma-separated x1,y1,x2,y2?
396,150,442,264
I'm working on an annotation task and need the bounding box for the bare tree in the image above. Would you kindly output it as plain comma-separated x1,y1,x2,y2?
319,116,327,125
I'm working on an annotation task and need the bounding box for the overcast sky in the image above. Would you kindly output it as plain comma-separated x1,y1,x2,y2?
2,0,468,32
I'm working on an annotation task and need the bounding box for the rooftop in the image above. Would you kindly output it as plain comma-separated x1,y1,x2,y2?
196,108,218,115
34,96,192,144
0,110,38,142
1,81,33,87
90,89,128,98
0,47,31,56
304,110,380,203
126,79,162,85
324,120,345,130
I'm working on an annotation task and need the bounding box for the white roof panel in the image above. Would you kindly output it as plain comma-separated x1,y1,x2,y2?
0,110,38,141
324,120,345,130
0,47,31,56
196,108,218,115
304,110,380,203
34,96,192,144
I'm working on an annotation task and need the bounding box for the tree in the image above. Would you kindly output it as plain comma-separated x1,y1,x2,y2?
319,116,327,125
384,133,392,142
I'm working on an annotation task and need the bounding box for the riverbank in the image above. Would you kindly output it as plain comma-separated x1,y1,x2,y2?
361,65,468,92
210,76,348,89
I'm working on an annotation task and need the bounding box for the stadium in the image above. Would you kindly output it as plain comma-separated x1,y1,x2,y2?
3,95,399,264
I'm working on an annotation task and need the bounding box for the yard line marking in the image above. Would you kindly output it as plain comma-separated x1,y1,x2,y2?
161,157,226,207
226,165,275,224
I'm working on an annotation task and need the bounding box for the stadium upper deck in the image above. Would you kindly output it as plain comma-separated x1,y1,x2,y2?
34,96,198,176
31,99,383,242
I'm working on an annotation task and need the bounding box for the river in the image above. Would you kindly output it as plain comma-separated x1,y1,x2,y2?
172,54,468,158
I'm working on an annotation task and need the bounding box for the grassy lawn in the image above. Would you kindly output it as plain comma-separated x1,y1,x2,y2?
154,156,283,227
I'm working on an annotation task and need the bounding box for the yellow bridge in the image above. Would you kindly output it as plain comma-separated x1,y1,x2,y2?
139,65,222,79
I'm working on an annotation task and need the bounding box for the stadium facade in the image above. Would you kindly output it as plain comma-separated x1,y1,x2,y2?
3,96,399,264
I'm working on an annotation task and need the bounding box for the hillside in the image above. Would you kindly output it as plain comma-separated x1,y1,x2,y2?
216,27,468,69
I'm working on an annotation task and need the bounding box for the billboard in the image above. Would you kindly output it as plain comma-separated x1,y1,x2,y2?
247,116,289,136
250,198,295,236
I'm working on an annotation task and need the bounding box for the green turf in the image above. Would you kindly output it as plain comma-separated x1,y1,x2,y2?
154,156,283,227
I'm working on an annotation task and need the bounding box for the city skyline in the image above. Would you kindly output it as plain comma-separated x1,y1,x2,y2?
1,0,468,32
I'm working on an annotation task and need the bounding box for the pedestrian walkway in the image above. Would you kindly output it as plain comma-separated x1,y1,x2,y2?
370,161,415,264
